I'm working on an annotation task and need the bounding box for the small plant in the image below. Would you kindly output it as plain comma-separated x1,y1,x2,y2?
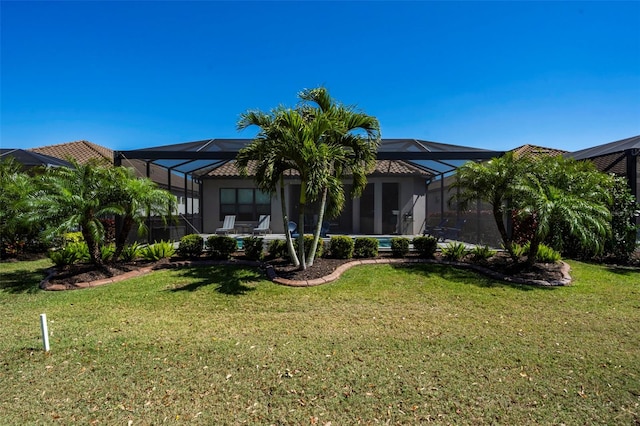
293,235,324,258
390,237,410,258
469,245,496,262
48,241,90,267
412,236,438,258
100,243,115,262
535,243,562,263
328,236,354,259
441,241,468,261
267,239,287,259
206,235,237,260
62,232,83,244
242,236,264,261
353,237,378,258
178,234,204,258
119,242,142,262
510,243,527,258
141,240,176,261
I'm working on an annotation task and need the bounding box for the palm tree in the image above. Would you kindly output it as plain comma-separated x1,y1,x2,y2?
26,159,120,266
237,106,333,269
0,158,35,258
108,166,176,261
451,152,530,257
296,87,380,266
515,156,613,266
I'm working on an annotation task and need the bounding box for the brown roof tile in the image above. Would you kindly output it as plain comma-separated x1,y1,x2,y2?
205,160,432,178
511,144,568,159
30,140,113,165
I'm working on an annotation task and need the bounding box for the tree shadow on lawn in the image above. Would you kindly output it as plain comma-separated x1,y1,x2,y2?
390,263,557,292
169,265,263,295
0,268,48,294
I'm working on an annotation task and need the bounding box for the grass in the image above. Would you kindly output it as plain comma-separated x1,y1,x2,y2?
0,259,638,424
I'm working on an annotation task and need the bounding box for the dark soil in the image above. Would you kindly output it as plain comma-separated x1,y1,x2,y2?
44,251,571,288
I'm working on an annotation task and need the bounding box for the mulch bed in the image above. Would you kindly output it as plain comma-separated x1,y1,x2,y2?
43,251,573,289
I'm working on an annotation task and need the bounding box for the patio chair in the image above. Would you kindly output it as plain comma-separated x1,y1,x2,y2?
253,215,271,235
287,221,297,235
436,219,467,241
423,218,449,237
215,215,236,235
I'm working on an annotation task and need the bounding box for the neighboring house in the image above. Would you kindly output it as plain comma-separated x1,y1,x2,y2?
0,148,73,171
30,140,201,238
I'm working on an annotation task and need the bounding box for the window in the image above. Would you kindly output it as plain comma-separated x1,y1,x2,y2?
220,188,271,221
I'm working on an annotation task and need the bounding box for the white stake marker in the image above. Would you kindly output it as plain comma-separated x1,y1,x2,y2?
40,314,50,352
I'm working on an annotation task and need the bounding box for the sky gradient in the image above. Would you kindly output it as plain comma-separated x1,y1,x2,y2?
1,1,639,153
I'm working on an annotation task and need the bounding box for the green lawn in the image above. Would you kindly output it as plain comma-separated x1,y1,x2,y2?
1,259,638,425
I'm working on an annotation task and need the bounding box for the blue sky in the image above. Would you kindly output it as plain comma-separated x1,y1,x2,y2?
1,1,639,153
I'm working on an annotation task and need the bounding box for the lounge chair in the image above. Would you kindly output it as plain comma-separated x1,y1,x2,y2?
436,219,467,241
423,218,448,237
253,215,271,234
216,215,236,235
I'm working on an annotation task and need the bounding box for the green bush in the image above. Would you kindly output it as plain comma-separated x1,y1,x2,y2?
293,235,324,258
100,243,115,262
206,235,237,260
412,236,438,258
390,237,410,258
267,239,288,259
141,240,176,261
510,243,527,258
354,237,378,258
535,243,562,263
48,241,91,267
62,232,83,244
441,242,468,261
469,245,496,262
242,236,264,261
328,236,354,259
119,242,142,262
178,234,204,258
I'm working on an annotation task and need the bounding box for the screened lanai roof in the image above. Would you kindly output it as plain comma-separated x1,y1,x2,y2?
114,138,503,178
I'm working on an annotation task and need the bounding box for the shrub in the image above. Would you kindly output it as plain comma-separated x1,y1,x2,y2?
354,237,378,258
328,236,354,259
243,236,264,261
441,242,468,261
293,235,324,258
178,234,204,258
412,236,438,258
206,235,237,260
535,243,562,263
267,239,288,259
390,237,410,258
119,242,142,262
141,240,176,261
510,243,527,258
100,243,115,262
62,232,83,244
469,245,496,262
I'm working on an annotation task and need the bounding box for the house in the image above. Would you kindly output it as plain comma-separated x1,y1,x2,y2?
115,138,503,241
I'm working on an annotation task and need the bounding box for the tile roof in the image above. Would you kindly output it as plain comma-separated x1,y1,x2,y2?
511,144,568,159
204,159,432,178
30,140,113,165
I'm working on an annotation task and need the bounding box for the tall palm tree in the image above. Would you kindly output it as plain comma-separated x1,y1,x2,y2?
297,87,381,266
237,106,333,269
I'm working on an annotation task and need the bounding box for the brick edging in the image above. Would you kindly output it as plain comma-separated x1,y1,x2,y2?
40,258,572,291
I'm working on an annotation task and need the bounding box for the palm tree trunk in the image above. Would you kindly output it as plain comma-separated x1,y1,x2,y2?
81,225,102,266
306,187,328,267
113,215,134,261
493,202,515,260
297,182,307,270
279,177,299,267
